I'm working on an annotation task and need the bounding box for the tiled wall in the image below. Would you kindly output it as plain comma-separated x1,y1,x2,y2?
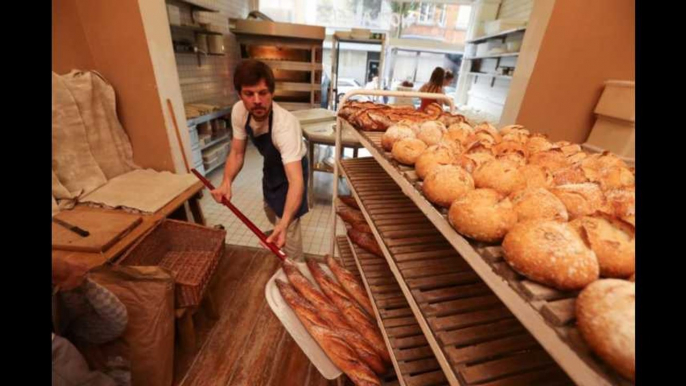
171,0,252,106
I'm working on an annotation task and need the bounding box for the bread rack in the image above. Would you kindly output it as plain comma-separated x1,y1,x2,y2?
328,89,631,386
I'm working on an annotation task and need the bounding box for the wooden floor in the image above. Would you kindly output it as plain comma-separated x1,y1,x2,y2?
173,244,338,386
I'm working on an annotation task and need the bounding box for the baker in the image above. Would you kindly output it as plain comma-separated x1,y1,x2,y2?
211,59,308,261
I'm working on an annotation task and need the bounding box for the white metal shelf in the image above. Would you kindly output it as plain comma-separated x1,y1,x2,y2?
466,27,527,44
464,53,519,60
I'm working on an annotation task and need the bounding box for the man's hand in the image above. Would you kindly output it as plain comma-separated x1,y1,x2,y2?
265,221,288,249
210,181,232,203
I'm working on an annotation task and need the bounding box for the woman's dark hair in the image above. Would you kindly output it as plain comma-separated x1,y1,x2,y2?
428,67,446,86
445,70,455,81
233,59,275,94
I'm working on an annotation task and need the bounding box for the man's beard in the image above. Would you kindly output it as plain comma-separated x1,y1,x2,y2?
251,106,269,120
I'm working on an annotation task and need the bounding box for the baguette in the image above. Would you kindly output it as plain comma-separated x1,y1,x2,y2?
275,280,381,385
326,255,375,317
348,229,384,257
307,259,391,364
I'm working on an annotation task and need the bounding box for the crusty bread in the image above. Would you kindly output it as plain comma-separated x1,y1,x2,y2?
603,187,635,226
474,122,501,142
396,119,421,135
569,215,635,278
494,140,529,162
446,122,475,145
339,195,360,210
518,164,554,189
528,149,570,172
510,188,568,222
337,207,366,225
448,189,517,243
499,125,530,143
473,159,527,196
416,121,447,146
415,144,457,180
438,112,465,127
381,124,416,152
552,165,590,186
576,279,635,382
456,153,496,174
502,220,599,290
526,134,553,155
550,183,606,219
422,165,475,208
581,152,629,171
391,138,427,166
592,166,635,191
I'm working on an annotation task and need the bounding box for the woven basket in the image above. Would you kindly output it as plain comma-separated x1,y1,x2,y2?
116,219,226,308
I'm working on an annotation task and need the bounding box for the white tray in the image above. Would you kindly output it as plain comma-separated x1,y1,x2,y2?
265,261,342,380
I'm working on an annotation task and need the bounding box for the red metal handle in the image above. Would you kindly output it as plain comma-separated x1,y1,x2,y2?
191,169,287,261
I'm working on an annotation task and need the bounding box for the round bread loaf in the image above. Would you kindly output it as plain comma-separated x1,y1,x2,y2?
528,149,569,172
518,164,553,189
417,121,447,146
474,122,500,140
566,151,588,165
415,144,457,180
494,141,528,166
604,187,635,226
552,165,589,186
510,188,568,222
526,134,553,154
473,159,526,196
502,220,599,290
422,165,474,208
550,183,606,219
448,189,517,242
499,125,530,143
445,124,474,145
569,215,635,278
456,153,496,174
392,138,427,166
381,124,416,152
557,143,583,158
396,119,421,135
439,112,465,127
576,279,635,382
581,152,629,171
437,138,463,156
423,102,444,119
594,166,635,191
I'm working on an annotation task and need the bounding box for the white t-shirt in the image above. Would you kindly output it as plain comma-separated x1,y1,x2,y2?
231,101,307,165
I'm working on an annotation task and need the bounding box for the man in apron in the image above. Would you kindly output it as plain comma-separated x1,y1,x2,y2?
211,60,309,261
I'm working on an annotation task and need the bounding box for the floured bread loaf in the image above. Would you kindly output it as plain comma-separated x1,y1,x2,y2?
473,159,526,196
569,215,635,278
528,149,570,172
502,219,599,290
416,121,447,146
499,125,530,143
392,138,427,166
526,134,554,155
456,153,496,174
550,183,606,219
422,165,474,208
415,144,457,180
381,124,416,152
518,164,553,189
448,189,517,243
510,188,568,222
576,279,635,382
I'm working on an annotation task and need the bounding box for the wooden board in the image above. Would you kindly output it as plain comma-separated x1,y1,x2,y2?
52,210,142,253
336,126,630,386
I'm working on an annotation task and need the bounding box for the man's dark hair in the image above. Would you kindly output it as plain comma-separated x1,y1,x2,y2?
233,59,275,94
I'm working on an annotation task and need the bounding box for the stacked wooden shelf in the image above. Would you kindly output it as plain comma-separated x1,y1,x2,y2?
333,120,633,386
336,161,575,386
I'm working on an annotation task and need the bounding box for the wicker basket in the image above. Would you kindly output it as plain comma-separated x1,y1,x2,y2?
116,219,226,308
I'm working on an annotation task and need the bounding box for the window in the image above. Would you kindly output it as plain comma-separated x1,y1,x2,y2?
417,3,447,27
455,5,472,30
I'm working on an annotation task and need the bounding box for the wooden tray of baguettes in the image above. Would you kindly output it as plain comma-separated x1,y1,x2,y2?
336,100,635,384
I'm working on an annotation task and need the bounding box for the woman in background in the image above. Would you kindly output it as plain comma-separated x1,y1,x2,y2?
418,67,446,111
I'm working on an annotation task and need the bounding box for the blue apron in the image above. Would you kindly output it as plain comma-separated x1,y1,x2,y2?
244,110,309,220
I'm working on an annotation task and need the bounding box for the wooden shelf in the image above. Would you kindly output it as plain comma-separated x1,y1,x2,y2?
261,59,323,72
464,53,519,60
337,159,574,386
276,82,321,92
336,120,633,386
335,236,432,386
174,50,226,57
466,27,527,44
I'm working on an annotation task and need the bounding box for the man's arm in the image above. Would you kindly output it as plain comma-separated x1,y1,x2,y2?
266,160,304,248
211,138,247,202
